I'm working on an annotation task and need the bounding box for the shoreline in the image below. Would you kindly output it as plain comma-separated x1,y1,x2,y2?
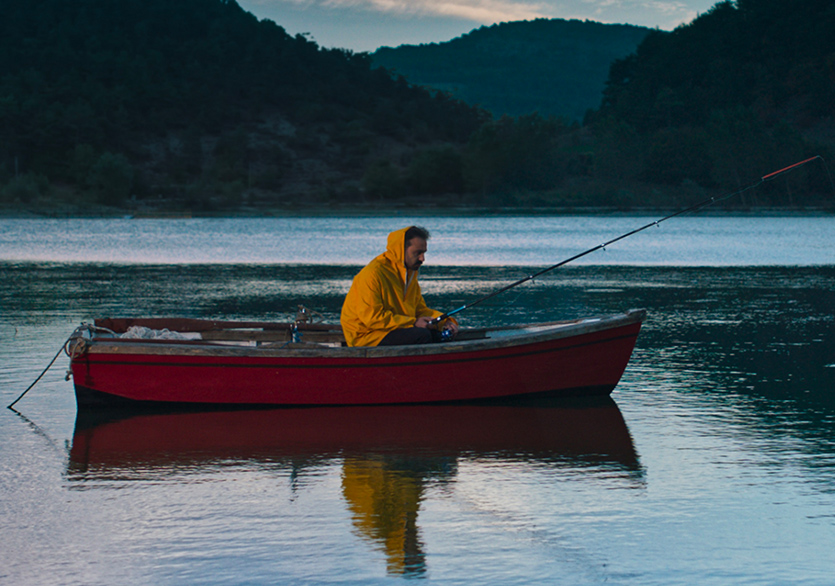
2,202,834,219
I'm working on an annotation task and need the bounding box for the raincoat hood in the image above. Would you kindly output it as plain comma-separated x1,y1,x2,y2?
381,226,414,283
384,226,409,267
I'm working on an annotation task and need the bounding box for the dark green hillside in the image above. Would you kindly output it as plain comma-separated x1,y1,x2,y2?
0,0,486,211
602,0,835,129
1,0,832,214
592,0,835,200
372,19,651,120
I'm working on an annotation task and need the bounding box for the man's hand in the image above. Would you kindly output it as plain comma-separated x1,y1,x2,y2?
414,316,433,329
443,320,459,335
415,316,459,336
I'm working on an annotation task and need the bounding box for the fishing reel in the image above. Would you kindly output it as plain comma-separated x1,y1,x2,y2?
428,315,456,342
292,305,324,343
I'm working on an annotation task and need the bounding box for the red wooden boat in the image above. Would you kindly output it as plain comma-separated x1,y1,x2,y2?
67,309,645,408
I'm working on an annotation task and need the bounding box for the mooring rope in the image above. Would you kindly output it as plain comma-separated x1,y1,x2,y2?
7,338,72,410
6,325,94,410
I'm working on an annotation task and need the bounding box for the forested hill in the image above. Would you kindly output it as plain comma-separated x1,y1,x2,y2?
1,0,832,214
371,19,651,120
591,0,835,194
0,0,486,211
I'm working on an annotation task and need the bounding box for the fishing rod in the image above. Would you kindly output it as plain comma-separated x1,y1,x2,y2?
431,155,827,326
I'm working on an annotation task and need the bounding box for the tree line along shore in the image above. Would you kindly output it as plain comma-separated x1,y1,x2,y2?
1,0,833,215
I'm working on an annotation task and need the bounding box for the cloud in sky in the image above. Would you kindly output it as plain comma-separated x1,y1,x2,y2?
321,0,549,22
575,0,699,23
238,0,718,51
246,0,548,22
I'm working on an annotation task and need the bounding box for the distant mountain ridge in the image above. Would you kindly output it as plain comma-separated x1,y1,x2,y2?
371,19,652,120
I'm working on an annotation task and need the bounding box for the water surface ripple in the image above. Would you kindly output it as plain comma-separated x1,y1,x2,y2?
1,216,834,585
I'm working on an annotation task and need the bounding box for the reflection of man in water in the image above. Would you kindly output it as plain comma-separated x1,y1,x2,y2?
341,456,456,577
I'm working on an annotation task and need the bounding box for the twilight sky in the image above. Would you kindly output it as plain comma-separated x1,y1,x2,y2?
236,0,721,52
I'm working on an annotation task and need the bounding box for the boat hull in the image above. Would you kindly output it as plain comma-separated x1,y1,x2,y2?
70,310,644,407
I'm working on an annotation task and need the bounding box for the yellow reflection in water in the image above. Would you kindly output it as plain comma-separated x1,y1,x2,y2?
342,457,427,577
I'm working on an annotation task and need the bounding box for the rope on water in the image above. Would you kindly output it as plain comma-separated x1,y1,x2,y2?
6,325,91,411
7,339,70,410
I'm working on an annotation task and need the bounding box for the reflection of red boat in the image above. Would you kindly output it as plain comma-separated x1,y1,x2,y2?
68,399,640,477
67,310,645,407
68,400,642,578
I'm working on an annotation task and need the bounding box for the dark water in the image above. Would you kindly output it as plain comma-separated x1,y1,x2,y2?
2,218,835,585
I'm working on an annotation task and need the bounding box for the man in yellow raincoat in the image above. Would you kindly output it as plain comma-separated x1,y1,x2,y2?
341,226,458,347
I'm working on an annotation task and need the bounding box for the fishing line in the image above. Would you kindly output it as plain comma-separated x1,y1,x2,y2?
432,155,829,324
480,281,531,325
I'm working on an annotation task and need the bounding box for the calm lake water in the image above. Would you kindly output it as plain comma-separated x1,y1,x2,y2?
2,215,834,585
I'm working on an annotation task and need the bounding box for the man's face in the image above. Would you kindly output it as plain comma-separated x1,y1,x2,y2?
404,237,427,271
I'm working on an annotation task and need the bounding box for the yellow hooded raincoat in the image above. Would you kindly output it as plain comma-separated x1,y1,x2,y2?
340,227,449,347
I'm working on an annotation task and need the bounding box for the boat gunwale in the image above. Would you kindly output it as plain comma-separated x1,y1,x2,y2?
74,309,646,360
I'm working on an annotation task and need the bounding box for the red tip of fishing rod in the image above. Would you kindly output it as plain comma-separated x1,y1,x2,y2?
761,156,820,181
